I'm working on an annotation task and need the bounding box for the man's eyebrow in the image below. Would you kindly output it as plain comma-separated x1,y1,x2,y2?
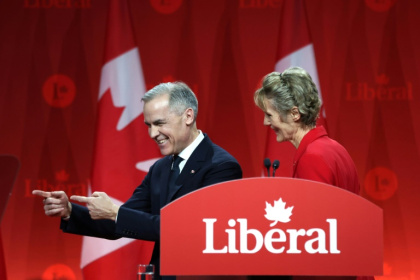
144,119,166,126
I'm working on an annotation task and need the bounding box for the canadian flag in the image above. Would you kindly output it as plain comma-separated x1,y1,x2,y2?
263,0,326,177
81,0,161,279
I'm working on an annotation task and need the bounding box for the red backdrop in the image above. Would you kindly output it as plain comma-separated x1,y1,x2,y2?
1,0,419,279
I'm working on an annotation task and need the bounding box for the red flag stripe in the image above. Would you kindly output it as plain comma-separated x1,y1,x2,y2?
264,0,326,178
103,0,136,63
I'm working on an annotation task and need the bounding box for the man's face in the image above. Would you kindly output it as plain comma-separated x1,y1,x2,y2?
143,94,190,156
262,97,296,143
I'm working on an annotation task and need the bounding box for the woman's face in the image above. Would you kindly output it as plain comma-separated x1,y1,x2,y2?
262,98,297,143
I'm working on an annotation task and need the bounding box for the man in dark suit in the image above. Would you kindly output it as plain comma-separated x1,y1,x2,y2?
33,82,242,279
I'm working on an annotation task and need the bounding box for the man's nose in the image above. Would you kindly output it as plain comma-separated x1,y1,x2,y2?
149,125,159,138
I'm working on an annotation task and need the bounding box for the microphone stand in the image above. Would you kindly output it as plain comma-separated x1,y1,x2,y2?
263,158,271,177
272,160,280,177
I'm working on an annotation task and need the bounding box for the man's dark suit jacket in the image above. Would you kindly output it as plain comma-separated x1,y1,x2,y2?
60,134,243,278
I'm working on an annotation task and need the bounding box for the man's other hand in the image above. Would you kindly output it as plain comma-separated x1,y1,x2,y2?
71,192,119,221
32,190,72,219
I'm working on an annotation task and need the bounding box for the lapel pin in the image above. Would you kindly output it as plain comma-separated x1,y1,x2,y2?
191,170,195,174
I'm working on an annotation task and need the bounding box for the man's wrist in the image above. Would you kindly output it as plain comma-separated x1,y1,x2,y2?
112,205,120,221
62,201,72,221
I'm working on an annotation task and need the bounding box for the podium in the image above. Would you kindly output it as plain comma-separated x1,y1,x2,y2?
161,178,382,277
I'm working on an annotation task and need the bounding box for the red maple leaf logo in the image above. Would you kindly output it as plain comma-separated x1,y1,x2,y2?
375,74,389,85
55,170,69,182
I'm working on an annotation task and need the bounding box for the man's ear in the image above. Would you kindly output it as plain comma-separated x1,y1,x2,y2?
290,106,301,122
184,108,195,125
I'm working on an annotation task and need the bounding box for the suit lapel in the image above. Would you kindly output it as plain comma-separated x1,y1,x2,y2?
160,156,173,208
165,136,212,204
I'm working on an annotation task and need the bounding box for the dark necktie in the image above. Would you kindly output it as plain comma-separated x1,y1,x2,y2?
166,155,183,203
171,155,183,173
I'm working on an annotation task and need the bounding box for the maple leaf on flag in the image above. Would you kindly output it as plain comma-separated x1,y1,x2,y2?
264,198,294,227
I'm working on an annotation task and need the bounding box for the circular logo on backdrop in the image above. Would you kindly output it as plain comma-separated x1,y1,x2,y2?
364,166,398,200
150,0,183,14
42,74,76,108
42,264,76,280
364,0,396,12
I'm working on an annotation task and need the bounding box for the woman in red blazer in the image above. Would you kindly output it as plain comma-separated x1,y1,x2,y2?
254,66,372,280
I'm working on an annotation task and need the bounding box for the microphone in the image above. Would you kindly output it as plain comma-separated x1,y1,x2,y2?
263,158,271,177
272,160,280,177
